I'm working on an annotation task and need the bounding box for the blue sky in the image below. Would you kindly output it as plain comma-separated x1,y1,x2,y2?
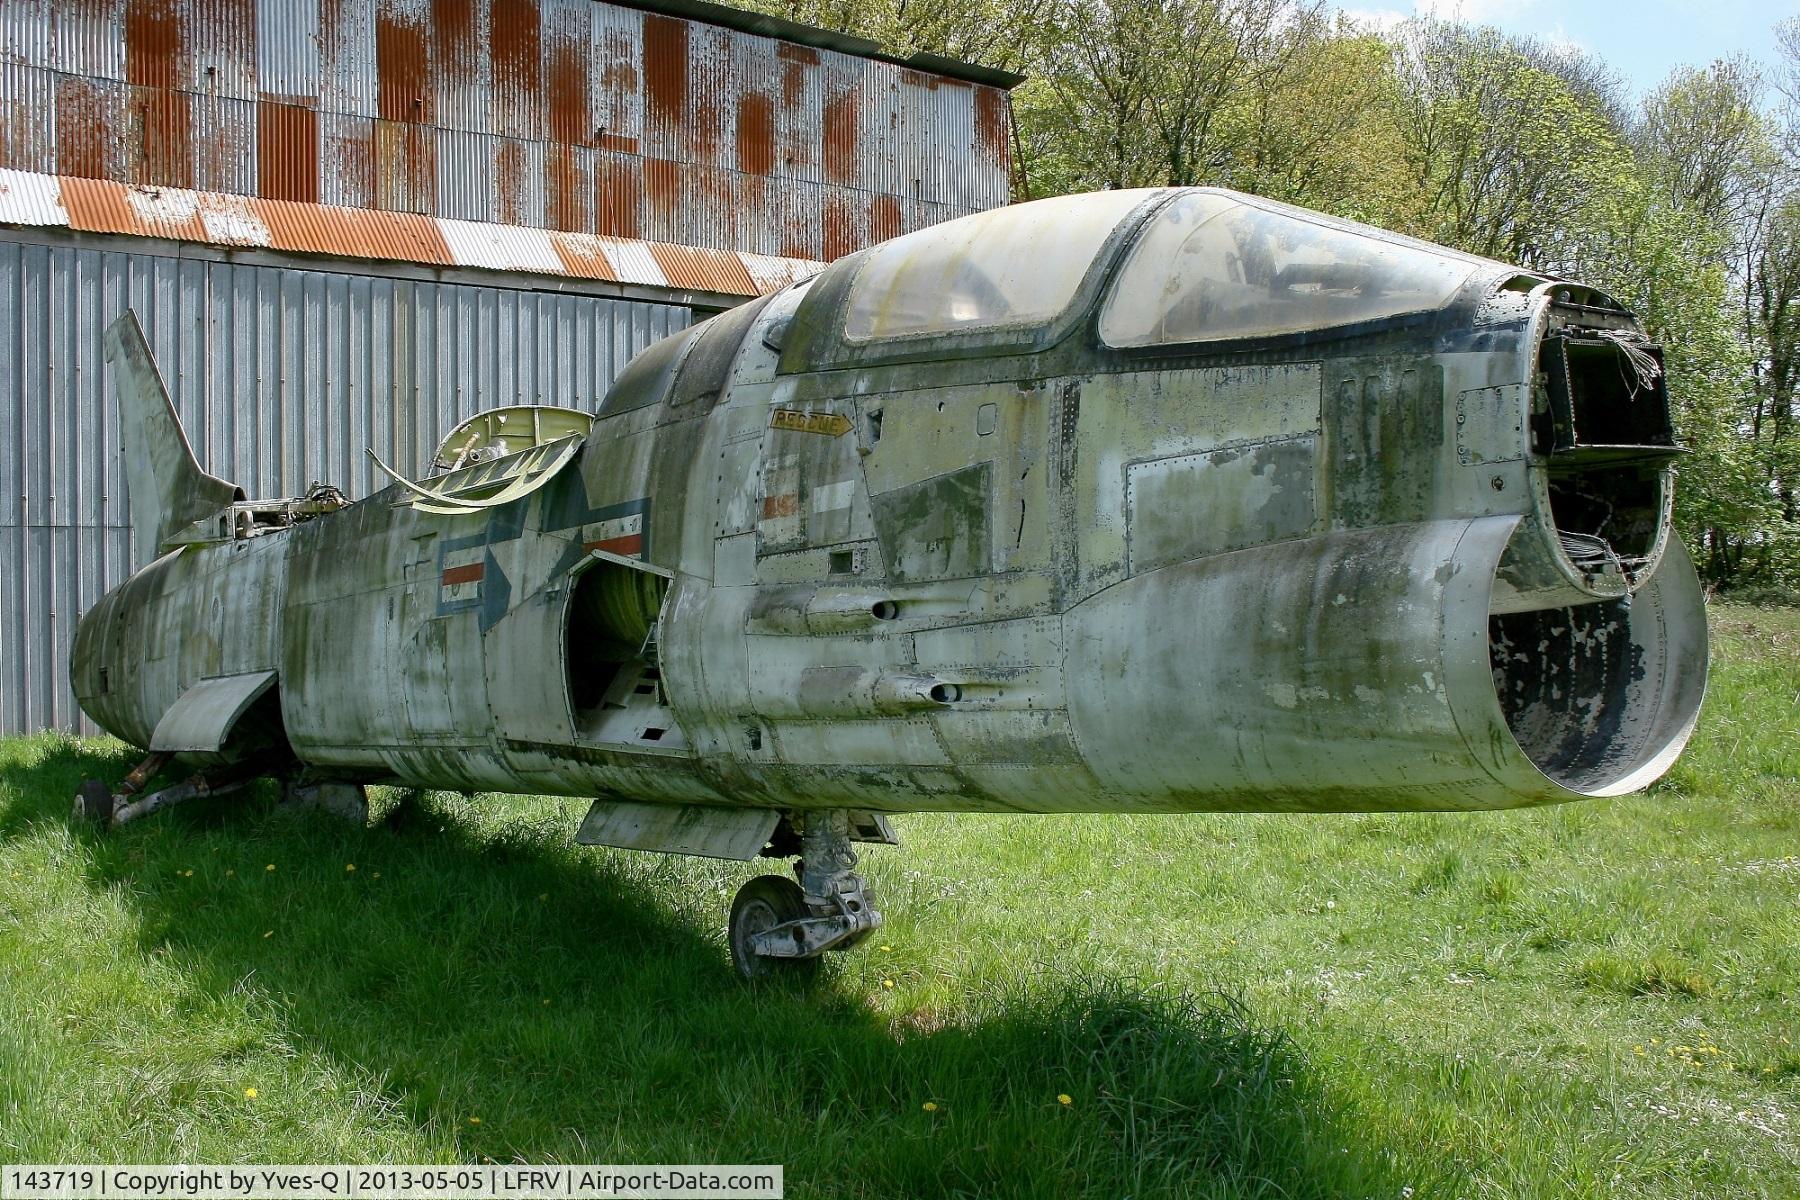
1330,0,1800,99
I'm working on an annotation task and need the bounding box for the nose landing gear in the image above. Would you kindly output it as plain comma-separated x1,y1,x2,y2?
728,810,883,981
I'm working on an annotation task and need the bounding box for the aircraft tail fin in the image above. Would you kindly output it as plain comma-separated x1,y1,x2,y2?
104,311,242,557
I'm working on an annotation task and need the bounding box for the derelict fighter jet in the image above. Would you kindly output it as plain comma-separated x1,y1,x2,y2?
70,188,1708,978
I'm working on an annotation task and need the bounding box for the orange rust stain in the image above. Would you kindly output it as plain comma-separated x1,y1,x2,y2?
643,16,688,132
124,0,180,89
647,243,757,296
822,86,858,186
545,18,591,145
60,175,205,240
545,143,589,232
775,43,819,66
548,233,618,280
974,86,1010,166
257,101,320,203
491,0,543,137
253,197,454,264
595,156,640,238
821,189,856,260
761,493,799,520
55,76,112,180
597,132,638,153
494,139,525,225
644,156,679,222
376,6,430,124
131,86,192,189
736,93,774,175
430,0,475,100
780,60,805,109
871,194,901,243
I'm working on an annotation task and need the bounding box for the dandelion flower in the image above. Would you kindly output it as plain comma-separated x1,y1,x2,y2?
922,1102,938,1113
1633,1046,1645,1056
345,863,356,873
468,1116,481,1125
1058,1094,1073,1106
542,998,551,1006
244,1088,258,1099
265,864,275,872
882,979,895,989
183,870,193,877
880,945,892,953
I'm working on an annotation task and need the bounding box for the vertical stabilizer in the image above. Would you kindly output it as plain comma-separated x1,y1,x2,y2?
104,311,241,558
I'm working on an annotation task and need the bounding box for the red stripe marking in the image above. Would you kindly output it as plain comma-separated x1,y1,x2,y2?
584,534,644,557
441,562,485,586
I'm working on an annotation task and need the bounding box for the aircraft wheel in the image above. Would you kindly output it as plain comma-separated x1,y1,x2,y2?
729,875,821,983
72,779,113,826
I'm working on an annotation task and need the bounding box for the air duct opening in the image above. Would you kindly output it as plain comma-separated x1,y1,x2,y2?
1486,541,1707,796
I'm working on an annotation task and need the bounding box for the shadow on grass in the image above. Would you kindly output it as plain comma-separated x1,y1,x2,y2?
2,737,1435,1200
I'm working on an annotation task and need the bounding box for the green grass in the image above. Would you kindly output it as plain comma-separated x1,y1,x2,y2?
0,604,1796,1198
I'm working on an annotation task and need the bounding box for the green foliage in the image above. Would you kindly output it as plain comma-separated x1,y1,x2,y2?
0,605,1797,1195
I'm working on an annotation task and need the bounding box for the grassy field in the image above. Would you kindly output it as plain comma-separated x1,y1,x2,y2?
0,604,1795,1199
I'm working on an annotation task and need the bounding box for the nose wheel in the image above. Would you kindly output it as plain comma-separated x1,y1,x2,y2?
728,810,883,982
728,875,820,981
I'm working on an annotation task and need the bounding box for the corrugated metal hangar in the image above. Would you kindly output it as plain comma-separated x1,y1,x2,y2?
0,0,1019,732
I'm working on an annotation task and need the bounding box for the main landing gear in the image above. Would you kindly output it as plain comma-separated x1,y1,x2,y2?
729,810,883,981
72,752,367,829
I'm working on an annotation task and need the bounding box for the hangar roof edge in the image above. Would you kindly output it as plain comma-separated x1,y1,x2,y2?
0,169,825,301
616,0,1028,89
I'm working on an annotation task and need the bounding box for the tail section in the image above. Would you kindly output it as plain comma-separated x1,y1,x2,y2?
104,311,241,558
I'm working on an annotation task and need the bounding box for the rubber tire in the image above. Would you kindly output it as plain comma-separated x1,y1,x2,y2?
729,874,821,983
72,779,113,826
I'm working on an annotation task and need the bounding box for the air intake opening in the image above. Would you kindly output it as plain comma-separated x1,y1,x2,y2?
1486,541,1707,796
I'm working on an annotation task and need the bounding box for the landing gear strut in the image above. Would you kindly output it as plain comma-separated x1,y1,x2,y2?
729,810,883,981
71,752,264,828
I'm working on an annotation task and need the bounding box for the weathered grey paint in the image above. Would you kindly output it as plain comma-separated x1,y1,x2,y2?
67,188,1708,819
0,229,691,733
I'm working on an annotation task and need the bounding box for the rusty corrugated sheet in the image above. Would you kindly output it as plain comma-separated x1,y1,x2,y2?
646,240,754,295
254,193,455,263
0,166,69,224
0,224,693,733
13,0,1015,259
8,169,816,296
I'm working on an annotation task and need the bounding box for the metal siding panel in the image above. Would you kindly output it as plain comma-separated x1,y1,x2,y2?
256,0,319,101
191,92,258,194
591,2,642,150
318,110,376,207
0,220,698,734
49,0,123,79
320,0,377,119
1,0,53,68
0,63,57,175
0,241,22,531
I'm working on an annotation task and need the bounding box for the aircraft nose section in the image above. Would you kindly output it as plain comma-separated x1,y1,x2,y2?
1062,516,1707,812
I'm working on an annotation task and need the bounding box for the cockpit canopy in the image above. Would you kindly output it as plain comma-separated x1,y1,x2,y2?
813,186,1507,362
